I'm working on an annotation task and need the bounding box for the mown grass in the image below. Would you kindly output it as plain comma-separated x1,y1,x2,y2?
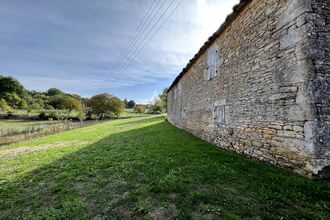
0,115,329,219
119,108,149,118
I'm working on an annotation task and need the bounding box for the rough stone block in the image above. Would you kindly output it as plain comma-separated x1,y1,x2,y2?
167,0,330,179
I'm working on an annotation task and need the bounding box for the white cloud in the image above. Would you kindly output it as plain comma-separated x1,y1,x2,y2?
0,0,240,100
142,90,160,105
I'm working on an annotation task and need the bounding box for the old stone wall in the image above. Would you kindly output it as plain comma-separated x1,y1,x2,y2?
167,0,329,178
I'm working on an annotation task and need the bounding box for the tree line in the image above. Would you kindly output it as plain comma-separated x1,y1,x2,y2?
0,75,168,121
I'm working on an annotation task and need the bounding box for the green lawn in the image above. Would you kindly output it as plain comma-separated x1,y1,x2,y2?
119,108,149,118
0,115,329,219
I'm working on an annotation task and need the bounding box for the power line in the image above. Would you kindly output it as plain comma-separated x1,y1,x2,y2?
104,0,167,87
113,0,168,75
114,0,184,78
114,0,178,77
114,0,162,71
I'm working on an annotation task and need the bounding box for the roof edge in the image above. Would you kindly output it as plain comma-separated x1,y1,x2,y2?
168,0,252,92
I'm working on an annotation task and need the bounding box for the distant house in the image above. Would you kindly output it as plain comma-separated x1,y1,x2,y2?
167,0,329,178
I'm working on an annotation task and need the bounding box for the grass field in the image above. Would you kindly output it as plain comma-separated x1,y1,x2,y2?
0,115,329,219
119,108,149,118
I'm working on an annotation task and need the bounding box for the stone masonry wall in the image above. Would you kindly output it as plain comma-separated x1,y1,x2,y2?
167,0,329,178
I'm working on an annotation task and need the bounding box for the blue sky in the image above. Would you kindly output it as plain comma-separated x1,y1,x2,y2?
0,0,239,103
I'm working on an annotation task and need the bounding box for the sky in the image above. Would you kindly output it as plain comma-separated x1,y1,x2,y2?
0,0,240,103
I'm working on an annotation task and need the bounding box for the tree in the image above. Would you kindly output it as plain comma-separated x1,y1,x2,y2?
134,104,146,116
127,100,136,108
29,91,49,109
50,95,82,118
0,75,26,99
46,88,63,96
3,92,23,109
123,98,128,108
151,98,163,113
88,93,125,119
25,95,44,116
159,87,168,112
0,76,29,110
0,99,11,112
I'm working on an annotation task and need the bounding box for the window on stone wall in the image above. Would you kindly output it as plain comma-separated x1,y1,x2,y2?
181,108,187,119
214,106,225,124
207,45,218,80
178,82,182,95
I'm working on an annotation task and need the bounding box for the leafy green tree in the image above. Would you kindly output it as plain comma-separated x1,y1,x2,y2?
123,99,128,108
151,98,163,113
70,94,83,101
77,111,86,122
50,95,82,118
29,91,49,108
0,98,11,112
127,100,136,108
159,87,168,112
46,88,63,96
3,92,23,109
24,94,44,116
88,93,125,119
134,105,146,116
0,75,26,99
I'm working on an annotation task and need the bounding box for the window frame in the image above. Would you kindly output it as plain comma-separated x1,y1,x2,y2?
214,105,225,124
206,45,218,80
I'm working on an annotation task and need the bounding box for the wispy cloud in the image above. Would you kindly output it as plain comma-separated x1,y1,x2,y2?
0,0,239,102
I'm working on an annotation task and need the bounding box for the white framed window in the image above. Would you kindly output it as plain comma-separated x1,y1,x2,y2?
207,45,218,80
214,106,225,124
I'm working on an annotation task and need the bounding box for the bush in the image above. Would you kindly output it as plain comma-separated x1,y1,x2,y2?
86,110,98,120
48,111,59,120
103,112,117,119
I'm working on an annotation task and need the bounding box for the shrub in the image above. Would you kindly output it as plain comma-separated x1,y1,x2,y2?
48,111,59,120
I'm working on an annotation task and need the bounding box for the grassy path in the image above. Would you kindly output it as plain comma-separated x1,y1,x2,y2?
0,115,329,219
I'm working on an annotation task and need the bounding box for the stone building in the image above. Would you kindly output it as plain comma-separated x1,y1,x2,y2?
167,0,329,178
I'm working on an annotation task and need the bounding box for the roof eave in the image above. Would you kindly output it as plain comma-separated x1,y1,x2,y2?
168,0,252,92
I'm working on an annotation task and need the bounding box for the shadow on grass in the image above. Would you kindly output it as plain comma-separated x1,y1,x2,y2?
1,122,329,219
115,115,165,127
